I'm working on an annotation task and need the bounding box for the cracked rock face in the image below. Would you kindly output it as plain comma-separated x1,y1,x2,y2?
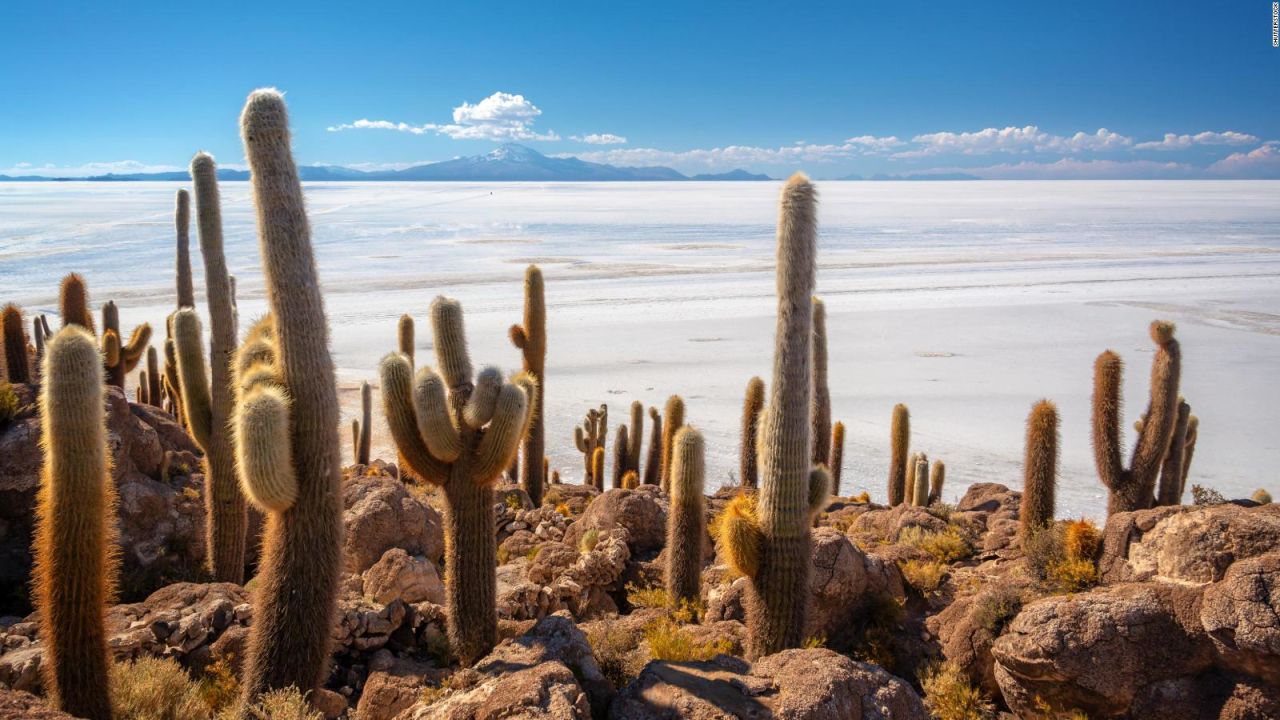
1201,551,1280,685
1100,503,1280,585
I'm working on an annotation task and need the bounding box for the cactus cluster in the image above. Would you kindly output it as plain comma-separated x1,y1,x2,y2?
574,403,607,488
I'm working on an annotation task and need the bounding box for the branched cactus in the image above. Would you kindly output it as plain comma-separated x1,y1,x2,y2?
912,457,930,507
1092,321,1182,515
660,395,685,492
715,174,822,659
889,403,909,506
175,189,195,308
612,425,628,489
380,296,535,665
509,265,547,505
928,459,945,506
643,406,662,485
811,297,831,466
100,301,151,389
1156,399,1192,506
830,421,845,494
237,89,344,705
741,377,765,489
666,426,706,610
2,304,30,384
33,327,116,720
1022,399,1058,535
59,273,95,334
574,404,607,487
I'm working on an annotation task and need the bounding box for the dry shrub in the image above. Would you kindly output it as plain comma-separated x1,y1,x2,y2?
852,491,871,503
1191,485,1226,506
899,525,972,563
0,382,19,428
970,584,1024,636
901,559,947,593
110,656,208,720
1024,520,1100,594
234,688,323,720
625,582,669,610
921,661,996,720
643,616,733,662
586,623,646,689
198,656,240,713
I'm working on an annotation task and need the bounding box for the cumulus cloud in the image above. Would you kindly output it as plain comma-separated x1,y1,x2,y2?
561,137,902,170
1205,142,1280,178
571,133,628,145
844,135,905,152
930,158,1193,180
895,126,1132,158
1133,131,1260,151
0,160,185,177
327,92,559,141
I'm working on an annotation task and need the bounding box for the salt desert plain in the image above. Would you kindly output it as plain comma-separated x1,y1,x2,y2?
2,179,1276,518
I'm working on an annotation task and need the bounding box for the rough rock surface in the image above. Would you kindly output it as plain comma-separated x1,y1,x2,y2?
563,487,667,557
1099,503,1280,585
343,472,444,573
395,662,591,720
363,548,445,605
0,688,77,719
356,652,448,720
475,613,613,716
610,648,927,719
1200,551,1280,685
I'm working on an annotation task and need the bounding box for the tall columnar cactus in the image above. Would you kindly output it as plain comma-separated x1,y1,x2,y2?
1156,399,1192,506
171,152,247,585
237,89,345,705
830,421,845,494
905,452,919,506
59,273,95,333
2,304,30,383
643,407,662,485
398,314,415,364
146,347,161,408
32,316,48,382
33,327,116,720
741,377,765,489
175,189,195,308
928,459,945,506
889,403,909,506
100,301,151,389
811,297,831,466
591,446,605,491
612,425,628,489
625,400,644,476
1179,415,1199,497
380,297,534,664
660,395,685,493
666,426,706,610
574,404,607,486
1092,321,1182,515
1022,399,1058,535
716,174,823,659
508,264,547,505
912,457,930,507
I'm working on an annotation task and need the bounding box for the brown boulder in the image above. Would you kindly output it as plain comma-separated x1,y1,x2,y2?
357,653,447,720
394,662,591,720
362,548,445,605
343,473,444,573
1099,503,1280,585
0,688,77,719
475,612,613,716
564,487,667,557
1201,551,1280,684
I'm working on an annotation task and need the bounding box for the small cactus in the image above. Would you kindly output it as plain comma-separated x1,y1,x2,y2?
643,407,662,485
622,470,640,489
811,297,831,466
612,424,628,489
574,404,607,487
591,446,605,491
175,189,195,308
59,273,95,334
1092,321,1182,515
665,426,706,610
889,403,909,506
146,346,162,408
928,459,945,506
625,400,644,476
1,304,30,384
33,327,116,720
660,395,685,492
1179,415,1199,498
1022,400,1058,535
355,380,372,465
398,313,415,364
740,377,765,489
912,457,930,507
1252,489,1272,505
905,451,919,506
509,265,547,505
830,421,845,495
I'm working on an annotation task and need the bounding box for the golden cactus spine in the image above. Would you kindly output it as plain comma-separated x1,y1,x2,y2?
740,377,765,489
509,265,547,503
717,174,822,659
380,296,534,665
830,421,845,494
659,394,685,492
666,426,706,610
33,327,117,720
237,89,344,705
643,406,662,485
175,189,195,308
2,304,30,384
1022,400,1058,535
889,403,909,506
810,297,831,466
1092,321,1182,515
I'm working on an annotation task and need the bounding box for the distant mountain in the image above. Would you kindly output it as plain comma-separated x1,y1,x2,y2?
690,169,773,181
837,172,980,181
0,145,717,183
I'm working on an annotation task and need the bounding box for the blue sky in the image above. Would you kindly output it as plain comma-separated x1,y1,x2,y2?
3,1,1278,178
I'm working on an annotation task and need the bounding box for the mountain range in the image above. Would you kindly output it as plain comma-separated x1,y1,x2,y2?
0,144,775,183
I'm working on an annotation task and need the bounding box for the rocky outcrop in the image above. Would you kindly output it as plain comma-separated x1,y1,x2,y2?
498,529,630,621
343,471,444,573
1099,502,1280,585
610,648,927,719
356,651,448,720
363,549,445,606
1200,551,1280,685
564,487,667,557
0,688,77,719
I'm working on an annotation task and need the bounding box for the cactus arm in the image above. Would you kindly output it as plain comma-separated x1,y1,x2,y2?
810,297,831,466
830,421,845,493
716,493,762,579
121,323,152,371
235,385,298,512
1129,322,1181,500
412,366,463,462
509,324,526,349
462,365,502,429
741,377,765,489
430,297,473,389
470,382,530,484
574,425,589,453
172,309,213,450
1156,399,1191,506
379,353,449,484
1091,350,1126,495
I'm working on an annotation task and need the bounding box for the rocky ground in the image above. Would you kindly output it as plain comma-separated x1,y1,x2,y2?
1,384,1277,719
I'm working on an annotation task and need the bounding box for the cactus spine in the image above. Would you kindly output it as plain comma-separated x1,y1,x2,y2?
355,380,372,465
660,395,685,493
33,327,116,720
59,273,95,334
811,297,831,466
1092,321,1182,515
666,426,706,610
509,265,546,505
889,403,909,506
237,89,344,705
175,189,195,308
1022,400,1058,534
741,377,765,489
2,304,30,383
912,457,930,507
717,174,821,659
1156,399,1192,506
830,421,845,495
380,296,534,665
928,459,945,506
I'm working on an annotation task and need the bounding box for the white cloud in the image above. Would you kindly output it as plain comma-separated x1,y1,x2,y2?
571,133,628,145
929,158,1193,180
895,126,1131,158
1133,131,1260,151
0,160,185,177
1205,142,1280,178
327,92,559,142
844,135,906,152
561,137,902,171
